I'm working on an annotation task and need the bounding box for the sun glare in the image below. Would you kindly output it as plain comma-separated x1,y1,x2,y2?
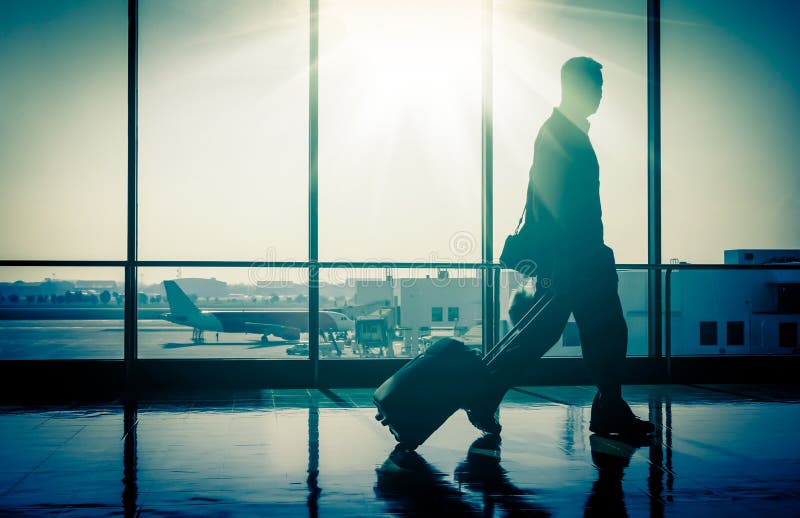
321,1,481,124
317,1,483,261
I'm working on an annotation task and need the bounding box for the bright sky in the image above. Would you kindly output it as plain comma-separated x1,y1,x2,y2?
0,0,798,285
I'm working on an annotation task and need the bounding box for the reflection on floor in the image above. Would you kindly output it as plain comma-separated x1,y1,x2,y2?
1,385,799,516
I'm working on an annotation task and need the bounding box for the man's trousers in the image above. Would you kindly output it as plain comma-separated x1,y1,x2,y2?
496,244,627,394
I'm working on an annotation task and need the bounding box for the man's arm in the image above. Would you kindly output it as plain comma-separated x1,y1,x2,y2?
528,128,568,229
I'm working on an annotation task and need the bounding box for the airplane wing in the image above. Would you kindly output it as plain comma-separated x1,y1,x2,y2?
242,322,301,341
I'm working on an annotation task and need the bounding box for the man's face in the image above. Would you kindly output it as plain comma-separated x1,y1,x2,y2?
562,66,604,118
586,76,603,115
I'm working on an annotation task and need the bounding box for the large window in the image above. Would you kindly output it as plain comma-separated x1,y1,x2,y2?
0,267,124,359
0,0,127,260
318,0,482,262
138,267,309,359
1,1,799,368
667,269,800,355
138,0,309,261
492,0,649,359
320,267,482,359
662,0,800,263
493,0,648,263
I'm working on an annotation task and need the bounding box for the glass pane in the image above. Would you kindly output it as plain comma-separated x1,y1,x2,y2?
493,0,648,263
666,269,800,355
0,267,124,359
138,0,309,261
318,0,482,262
320,267,482,359
0,0,127,259
138,267,308,358
662,1,800,263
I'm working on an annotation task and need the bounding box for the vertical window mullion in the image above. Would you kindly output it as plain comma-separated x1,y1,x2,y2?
648,0,663,358
309,0,320,383
125,0,139,387
481,0,495,354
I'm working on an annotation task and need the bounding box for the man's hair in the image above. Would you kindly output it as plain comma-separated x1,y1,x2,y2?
561,57,603,90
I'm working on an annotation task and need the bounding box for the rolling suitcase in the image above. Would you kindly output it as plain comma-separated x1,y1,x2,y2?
373,289,554,449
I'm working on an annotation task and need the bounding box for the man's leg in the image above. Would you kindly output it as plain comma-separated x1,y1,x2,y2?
493,280,572,383
468,277,571,435
571,246,654,436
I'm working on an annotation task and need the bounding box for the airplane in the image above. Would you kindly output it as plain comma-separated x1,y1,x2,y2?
161,280,355,344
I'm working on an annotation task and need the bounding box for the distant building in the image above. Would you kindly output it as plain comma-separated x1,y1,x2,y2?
73,280,118,292
724,249,800,265
0,278,74,298
398,274,482,332
354,278,394,306
665,249,800,355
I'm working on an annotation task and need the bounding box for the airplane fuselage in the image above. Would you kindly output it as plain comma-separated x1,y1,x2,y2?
160,280,354,342
162,309,353,341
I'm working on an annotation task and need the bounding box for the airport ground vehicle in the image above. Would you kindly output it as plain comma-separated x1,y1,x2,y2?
286,340,341,357
355,308,396,357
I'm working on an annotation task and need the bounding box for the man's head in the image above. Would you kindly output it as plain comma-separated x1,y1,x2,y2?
560,57,603,118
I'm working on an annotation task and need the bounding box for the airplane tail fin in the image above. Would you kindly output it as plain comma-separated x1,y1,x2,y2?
163,280,201,316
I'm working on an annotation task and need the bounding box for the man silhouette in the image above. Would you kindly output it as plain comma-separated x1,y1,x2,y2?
469,57,654,437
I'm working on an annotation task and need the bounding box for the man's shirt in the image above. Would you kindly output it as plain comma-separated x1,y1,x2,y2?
527,108,605,257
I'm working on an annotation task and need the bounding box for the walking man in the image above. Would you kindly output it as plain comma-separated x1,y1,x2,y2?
469,57,655,438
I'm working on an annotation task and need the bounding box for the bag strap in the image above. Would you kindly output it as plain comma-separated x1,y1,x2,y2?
516,180,536,234
514,205,526,233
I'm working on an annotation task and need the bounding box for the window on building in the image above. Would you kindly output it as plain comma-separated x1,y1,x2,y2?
447,307,459,322
431,307,443,322
726,321,745,346
562,321,581,347
779,322,798,348
700,321,718,346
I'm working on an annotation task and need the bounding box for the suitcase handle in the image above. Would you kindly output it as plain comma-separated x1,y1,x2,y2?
483,290,554,368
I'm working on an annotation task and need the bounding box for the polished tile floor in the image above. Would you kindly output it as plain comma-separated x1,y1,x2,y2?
1,385,799,516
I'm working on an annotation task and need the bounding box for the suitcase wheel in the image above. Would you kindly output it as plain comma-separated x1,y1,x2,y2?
387,424,419,451
396,441,418,452
375,411,390,427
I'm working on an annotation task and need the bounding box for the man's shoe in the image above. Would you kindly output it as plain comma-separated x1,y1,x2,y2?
466,407,502,436
590,392,655,437
466,383,505,435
